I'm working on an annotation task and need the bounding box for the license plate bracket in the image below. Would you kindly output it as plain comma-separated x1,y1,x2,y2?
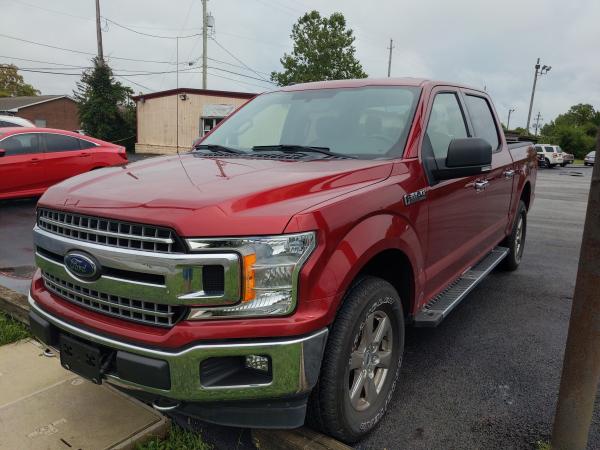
59,334,105,384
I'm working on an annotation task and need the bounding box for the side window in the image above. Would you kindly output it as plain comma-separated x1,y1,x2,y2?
78,139,96,149
44,133,82,152
425,93,468,159
535,145,543,153
0,133,41,156
464,95,500,150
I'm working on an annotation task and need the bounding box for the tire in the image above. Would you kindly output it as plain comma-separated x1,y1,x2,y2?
584,162,589,166
561,163,567,167
308,277,404,443
501,200,527,271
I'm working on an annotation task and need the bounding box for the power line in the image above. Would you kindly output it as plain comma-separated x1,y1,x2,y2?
0,32,185,65
211,37,270,82
103,17,202,40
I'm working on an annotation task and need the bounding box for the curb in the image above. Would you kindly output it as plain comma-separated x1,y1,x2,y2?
0,285,29,324
0,285,349,450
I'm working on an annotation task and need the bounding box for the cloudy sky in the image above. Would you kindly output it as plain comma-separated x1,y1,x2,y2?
2,0,599,129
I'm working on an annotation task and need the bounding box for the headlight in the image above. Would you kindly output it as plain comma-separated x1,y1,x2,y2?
186,232,316,318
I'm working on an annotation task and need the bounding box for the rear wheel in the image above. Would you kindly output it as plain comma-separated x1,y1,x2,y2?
308,277,404,443
561,163,567,167
501,200,527,271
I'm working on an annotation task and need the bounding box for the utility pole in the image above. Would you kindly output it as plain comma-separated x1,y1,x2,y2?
202,0,208,89
552,127,600,450
507,108,516,130
387,39,394,77
95,0,104,63
526,58,551,132
533,112,543,136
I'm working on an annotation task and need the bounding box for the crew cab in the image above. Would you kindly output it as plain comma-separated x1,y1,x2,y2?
535,144,564,168
28,79,536,443
0,127,127,200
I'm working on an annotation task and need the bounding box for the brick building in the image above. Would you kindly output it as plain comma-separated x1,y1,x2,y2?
0,95,79,130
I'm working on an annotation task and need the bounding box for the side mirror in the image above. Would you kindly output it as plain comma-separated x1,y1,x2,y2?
0,149,5,158
432,138,492,180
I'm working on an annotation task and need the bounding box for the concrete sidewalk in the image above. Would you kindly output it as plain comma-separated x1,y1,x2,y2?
0,339,168,449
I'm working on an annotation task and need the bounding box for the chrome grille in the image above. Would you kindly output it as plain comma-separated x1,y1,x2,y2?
42,271,184,327
37,208,180,253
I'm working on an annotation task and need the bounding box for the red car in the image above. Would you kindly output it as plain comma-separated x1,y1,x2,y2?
0,127,127,200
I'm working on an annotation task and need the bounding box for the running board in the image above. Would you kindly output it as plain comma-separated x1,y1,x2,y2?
413,246,509,327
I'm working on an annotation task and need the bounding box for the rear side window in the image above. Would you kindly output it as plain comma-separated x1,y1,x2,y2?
44,133,82,152
425,93,468,159
0,133,41,155
545,146,556,153
78,139,96,149
465,95,500,151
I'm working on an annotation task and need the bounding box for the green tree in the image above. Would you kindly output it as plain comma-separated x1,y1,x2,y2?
74,59,136,150
0,65,40,97
271,11,367,86
540,103,599,158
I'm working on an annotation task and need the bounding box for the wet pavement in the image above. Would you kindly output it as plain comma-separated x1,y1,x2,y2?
0,197,37,295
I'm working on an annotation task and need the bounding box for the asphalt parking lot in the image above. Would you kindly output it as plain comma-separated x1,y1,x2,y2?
0,165,596,449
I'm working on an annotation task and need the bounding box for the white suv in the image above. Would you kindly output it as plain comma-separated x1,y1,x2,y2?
535,144,564,168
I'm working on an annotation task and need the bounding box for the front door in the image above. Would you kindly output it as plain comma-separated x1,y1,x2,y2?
421,88,492,301
0,132,44,196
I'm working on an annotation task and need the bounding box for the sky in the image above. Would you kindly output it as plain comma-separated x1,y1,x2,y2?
2,0,599,130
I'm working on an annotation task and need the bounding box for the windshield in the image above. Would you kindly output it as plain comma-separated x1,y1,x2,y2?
200,86,421,159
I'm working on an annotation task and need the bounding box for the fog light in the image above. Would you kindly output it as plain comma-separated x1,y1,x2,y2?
245,355,269,372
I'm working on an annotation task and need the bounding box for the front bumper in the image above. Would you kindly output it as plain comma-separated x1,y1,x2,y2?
29,295,328,426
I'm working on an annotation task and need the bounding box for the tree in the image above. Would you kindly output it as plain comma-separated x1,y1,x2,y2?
540,103,599,158
0,65,40,97
271,11,367,86
74,59,136,150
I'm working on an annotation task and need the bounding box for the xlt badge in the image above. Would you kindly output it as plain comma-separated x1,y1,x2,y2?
403,189,427,206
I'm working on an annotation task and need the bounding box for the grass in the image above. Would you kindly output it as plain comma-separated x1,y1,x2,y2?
136,425,212,450
535,440,551,450
0,313,29,346
574,159,585,165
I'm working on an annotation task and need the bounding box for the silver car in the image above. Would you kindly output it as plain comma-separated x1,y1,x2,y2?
584,151,596,166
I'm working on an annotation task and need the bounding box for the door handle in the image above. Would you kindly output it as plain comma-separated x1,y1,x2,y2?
474,180,489,192
503,169,515,179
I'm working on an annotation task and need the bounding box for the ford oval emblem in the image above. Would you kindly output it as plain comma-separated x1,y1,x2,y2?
64,252,100,281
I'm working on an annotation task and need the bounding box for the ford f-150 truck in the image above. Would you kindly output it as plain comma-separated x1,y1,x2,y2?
28,78,536,443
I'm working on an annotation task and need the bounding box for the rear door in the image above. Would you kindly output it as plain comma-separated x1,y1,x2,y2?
41,133,91,186
462,91,514,245
0,132,44,196
422,88,492,300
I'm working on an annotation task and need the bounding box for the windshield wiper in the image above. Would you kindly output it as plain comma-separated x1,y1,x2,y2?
252,144,356,159
193,144,244,154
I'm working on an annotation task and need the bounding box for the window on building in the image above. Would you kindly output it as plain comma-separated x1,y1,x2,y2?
34,119,47,127
201,117,224,136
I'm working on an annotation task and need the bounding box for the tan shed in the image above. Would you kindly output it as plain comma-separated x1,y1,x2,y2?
132,88,256,154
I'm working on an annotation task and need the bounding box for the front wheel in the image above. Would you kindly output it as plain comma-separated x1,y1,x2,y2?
501,200,527,271
308,277,404,443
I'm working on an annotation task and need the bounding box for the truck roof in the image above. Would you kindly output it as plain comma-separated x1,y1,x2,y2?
279,77,486,94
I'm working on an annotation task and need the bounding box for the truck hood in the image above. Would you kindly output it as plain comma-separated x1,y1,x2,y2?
39,153,393,236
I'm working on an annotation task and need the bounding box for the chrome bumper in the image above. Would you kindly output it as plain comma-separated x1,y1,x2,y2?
29,295,328,402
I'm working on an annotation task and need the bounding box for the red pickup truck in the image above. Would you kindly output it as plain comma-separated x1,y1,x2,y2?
28,78,536,443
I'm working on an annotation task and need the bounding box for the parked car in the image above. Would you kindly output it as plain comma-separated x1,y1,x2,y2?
28,78,536,444
535,144,563,168
584,151,596,166
0,115,35,128
0,127,127,200
560,149,574,166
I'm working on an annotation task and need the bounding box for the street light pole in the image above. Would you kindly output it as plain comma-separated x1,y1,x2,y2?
507,108,516,130
526,58,551,132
